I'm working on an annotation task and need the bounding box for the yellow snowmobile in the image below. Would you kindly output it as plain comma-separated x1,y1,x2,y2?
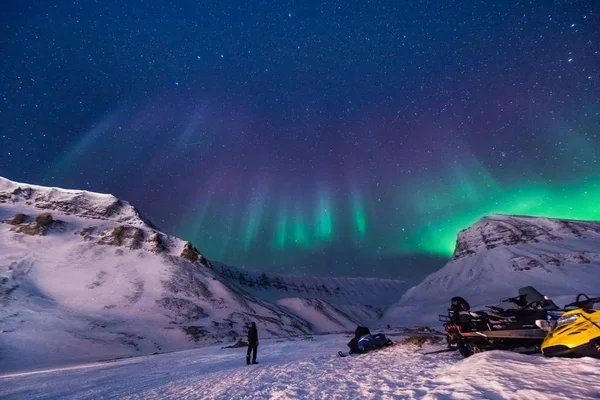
540,294,600,358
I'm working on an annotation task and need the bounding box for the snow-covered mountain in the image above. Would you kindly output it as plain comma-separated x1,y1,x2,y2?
382,214,600,327
0,177,406,372
5,176,599,374
215,263,406,329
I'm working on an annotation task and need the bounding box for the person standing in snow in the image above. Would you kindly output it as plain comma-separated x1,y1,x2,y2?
246,322,259,365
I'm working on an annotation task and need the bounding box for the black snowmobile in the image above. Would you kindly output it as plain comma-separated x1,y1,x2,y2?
439,286,563,357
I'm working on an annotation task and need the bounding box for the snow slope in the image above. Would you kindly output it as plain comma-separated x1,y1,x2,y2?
275,298,359,332
383,214,600,327
216,263,407,328
1,332,598,400
0,176,406,372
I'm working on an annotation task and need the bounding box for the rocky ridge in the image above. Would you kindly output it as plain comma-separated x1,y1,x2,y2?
453,214,600,260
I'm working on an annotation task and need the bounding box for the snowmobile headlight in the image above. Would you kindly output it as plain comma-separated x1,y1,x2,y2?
555,314,580,329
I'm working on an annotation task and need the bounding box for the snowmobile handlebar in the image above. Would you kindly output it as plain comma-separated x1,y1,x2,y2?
499,294,528,308
565,293,600,310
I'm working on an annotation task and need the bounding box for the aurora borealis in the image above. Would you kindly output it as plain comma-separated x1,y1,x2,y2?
1,1,598,281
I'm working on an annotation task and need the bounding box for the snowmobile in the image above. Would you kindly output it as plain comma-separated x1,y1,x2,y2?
439,286,563,357
338,326,394,357
540,293,600,358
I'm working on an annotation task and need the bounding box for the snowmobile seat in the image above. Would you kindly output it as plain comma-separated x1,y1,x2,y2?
448,297,471,322
451,296,470,311
355,326,371,338
467,311,484,318
455,310,486,323
356,333,392,353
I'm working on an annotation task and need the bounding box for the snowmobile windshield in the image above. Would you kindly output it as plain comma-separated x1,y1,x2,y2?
493,299,521,310
518,286,560,310
518,286,545,303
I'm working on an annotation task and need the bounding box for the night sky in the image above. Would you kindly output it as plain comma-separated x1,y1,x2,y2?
1,1,598,282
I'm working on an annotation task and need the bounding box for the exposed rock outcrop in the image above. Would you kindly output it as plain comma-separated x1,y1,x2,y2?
3,213,27,225
36,212,54,226
9,212,62,236
97,226,145,249
148,232,167,253
180,242,209,266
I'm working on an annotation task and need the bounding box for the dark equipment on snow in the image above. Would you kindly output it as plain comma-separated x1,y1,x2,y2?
439,286,563,357
343,326,393,356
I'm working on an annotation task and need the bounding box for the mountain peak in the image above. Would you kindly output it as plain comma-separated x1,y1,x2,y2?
0,176,156,228
452,214,600,260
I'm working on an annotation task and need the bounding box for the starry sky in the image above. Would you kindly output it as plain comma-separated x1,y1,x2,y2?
1,1,599,282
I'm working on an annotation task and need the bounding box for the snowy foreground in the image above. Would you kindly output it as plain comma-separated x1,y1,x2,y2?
1,331,599,400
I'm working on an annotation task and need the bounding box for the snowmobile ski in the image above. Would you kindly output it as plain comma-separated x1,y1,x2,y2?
338,351,347,357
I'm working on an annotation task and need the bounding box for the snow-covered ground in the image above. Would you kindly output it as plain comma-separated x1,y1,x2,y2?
1,331,599,400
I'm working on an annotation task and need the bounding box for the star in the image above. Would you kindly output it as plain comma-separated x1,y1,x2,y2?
2,0,598,279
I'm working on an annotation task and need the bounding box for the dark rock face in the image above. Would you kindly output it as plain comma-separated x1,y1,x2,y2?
9,212,62,236
453,215,600,260
3,213,27,225
98,226,125,246
156,297,208,322
11,222,46,236
12,187,34,198
97,226,145,249
76,226,97,241
1,187,34,203
182,326,210,342
180,242,207,265
539,254,561,266
148,232,166,253
35,213,54,226
126,227,144,250
511,257,541,271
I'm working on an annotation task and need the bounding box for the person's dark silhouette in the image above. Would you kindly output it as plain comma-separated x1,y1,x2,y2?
246,322,258,365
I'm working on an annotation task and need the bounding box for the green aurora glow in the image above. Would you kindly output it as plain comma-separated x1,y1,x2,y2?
178,173,600,267
410,178,600,257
